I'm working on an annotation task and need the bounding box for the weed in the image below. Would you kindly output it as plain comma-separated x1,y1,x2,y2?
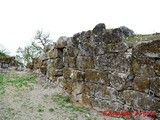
0,72,36,95
0,73,5,95
123,34,160,44
52,94,88,113
49,108,55,112
38,108,45,112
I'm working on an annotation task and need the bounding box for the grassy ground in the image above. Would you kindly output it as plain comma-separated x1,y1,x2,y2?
0,70,127,120
0,72,36,95
52,94,88,113
1,71,120,120
123,34,160,44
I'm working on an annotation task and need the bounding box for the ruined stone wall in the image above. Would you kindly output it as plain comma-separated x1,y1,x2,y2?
30,24,160,119
0,56,19,69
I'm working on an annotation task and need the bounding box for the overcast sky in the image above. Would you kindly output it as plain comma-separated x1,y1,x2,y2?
0,0,160,55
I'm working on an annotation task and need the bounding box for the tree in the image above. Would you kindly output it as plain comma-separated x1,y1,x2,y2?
0,43,10,57
16,30,52,65
33,30,52,50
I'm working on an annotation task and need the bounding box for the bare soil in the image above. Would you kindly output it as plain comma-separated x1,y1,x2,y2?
0,70,123,120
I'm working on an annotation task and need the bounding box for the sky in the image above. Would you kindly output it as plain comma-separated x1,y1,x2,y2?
0,0,160,55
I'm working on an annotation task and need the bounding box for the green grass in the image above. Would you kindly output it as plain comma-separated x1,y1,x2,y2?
0,73,5,94
52,94,88,113
37,108,45,112
48,108,55,112
123,34,160,44
0,72,36,95
0,51,8,57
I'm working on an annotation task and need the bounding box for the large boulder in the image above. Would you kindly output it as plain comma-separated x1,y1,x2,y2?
133,39,160,59
113,26,134,39
56,36,67,48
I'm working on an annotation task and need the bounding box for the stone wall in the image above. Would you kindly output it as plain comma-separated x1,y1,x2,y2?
29,23,160,119
0,56,20,69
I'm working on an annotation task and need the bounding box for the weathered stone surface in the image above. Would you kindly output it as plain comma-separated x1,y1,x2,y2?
70,33,80,47
63,67,72,79
63,79,74,94
95,42,128,55
150,77,160,97
49,48,63,58
28,23,160,117
72,82,83,102
105,87,119,101
70,70,84,81
78,42,94,56
92,23,106,35
63,56,76,68
40,60,47,75
103,29,122,44
63,46,79,57
112,26,134,39
57,76,64,87
76,56,95,70
40,66,47,75
0,56,19,68
133,39,160,59
50,58,63,69
56,36,67,48
85,69,109,84
121,90,160,111
51,68,63,76
109,71,131,91
133,76,150,93
82,94,90,106
95,53,130,71
87,85,119,101
155,60,160,76
132,59,156,78
32,58,42,69
26,62,34,70
132,59,159,96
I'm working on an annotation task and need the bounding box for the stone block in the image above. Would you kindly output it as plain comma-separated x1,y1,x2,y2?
133,39,160,59
63,56,76,68
56,36,67,48
133,76,150,93
95,42,128,55
72,82,83,102
51,58,63,69
155,60,160,76
63,46,79,57
78,42,94,56
150,77,160,97
121,90,160,111
70,70,84,81
132,59,156,77
95,53,130,71
85,69,109,84
49,48,63,58
63,67,72,79
76,56,95,70
109,71,132,91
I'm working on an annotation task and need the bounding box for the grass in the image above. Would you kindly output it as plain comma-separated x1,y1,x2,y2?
123,34,160,44
38,108,45,112
52,94,88,113
0,72,36,95
48,108,55,112
0,51,8,57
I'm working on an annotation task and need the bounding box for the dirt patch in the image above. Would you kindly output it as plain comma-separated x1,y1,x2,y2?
0,70,123,120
